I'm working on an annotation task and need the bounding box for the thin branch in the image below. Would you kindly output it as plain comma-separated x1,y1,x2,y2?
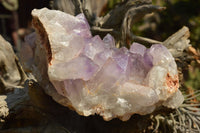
129,33,162,45
72,0,83,14
91,26,113,32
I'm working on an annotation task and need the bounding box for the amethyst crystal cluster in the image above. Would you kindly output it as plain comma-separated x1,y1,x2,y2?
31,8,184,121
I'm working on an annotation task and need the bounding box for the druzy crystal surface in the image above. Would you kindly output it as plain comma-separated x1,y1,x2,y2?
32,8,184,121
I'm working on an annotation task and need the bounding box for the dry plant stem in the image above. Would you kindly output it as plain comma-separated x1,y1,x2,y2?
122,5,165,45
72,0,84,14
129,33,162,45
15,56,27,86
163,26,190,47
99,0,152,28
0,35,27,93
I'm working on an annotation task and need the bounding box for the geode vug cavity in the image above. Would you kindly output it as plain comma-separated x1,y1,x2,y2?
31,8,184,121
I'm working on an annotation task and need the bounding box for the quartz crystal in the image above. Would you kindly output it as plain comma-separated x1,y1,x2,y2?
31,8,184,121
